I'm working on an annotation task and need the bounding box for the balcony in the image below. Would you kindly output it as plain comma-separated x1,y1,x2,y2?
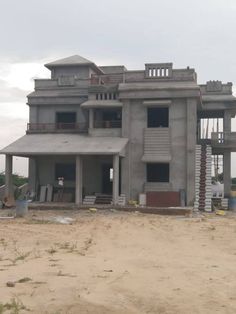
27,123,88,134
211,132,236,149
94,120,121,128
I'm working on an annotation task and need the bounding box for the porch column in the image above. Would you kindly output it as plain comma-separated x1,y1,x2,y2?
75,155,83,205
5,155,13,198
223,151,231,197
89,109,94,129
28,157,37,194
113,154,119,205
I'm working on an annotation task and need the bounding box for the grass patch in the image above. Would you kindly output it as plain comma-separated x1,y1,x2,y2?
0,297,28,313
46,247,57,255
17,277,32,283
25,219,53,225
10,250,31,265
55,242,78,253
57,270,76,278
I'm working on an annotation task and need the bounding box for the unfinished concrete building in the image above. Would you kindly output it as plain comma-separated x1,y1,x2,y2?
1,55,236,208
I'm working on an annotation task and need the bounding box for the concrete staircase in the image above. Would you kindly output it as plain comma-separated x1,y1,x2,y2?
194,145,212,211
95,194,113,205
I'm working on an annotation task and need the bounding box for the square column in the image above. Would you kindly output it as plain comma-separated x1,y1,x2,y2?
75,155,83,205
223,151,231,197
113,154,119,205
89,109,94,129
5,155,13,198
28,157,37,194
223,111,231,133
186,99,197,205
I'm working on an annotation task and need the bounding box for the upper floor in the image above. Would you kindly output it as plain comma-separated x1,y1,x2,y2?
26,55,236,150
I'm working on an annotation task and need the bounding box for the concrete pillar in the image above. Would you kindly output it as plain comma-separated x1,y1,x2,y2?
113,154,119,205
89,109,94,129
223,151,231,197
28,157,37,193
186,99,197,205
223,111,231,133
5,155,13,198
75,155,83,205
121,101,131,199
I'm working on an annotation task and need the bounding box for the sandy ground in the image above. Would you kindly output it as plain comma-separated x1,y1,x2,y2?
0,209,236,314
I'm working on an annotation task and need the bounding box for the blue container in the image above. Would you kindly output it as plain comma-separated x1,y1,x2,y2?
15,200,28,217
229,197,236,211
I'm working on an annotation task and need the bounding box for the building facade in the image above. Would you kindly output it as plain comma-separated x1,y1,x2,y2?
1,55,236,207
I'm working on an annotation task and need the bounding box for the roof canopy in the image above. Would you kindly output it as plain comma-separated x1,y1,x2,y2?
45,55,104,74
0,134,128,157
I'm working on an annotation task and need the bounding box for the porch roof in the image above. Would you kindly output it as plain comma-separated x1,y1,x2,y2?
0,134,128,157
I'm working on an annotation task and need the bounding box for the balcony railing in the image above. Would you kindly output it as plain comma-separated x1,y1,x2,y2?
94,120,122,128
211,132,236,146
27,123,88,133
197,131,236,148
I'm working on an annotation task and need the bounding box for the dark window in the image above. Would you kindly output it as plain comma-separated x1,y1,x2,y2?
147,107,169,127
146,163,169,182
55,163,75,181
56,112,76,124
56,112,76,129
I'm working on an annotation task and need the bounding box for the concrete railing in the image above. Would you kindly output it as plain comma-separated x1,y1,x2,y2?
211,132,236,145
27,123,88,133
94,120,122,128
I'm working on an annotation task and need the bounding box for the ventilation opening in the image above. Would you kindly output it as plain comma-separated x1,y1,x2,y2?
147,107,169,128
146,163,169,182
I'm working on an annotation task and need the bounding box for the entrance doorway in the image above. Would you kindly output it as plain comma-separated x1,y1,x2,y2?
102,164,113,194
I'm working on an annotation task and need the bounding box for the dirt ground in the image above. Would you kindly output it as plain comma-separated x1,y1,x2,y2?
0,209,236,314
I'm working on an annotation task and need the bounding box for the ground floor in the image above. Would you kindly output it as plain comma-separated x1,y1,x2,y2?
2,148,233,207
1,134,233,208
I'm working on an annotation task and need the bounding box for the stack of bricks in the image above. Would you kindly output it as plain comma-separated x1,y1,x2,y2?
221,198,228,210
194,145,212,212
193,145,201,211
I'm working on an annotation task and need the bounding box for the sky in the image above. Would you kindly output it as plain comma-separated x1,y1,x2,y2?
0,0,236,176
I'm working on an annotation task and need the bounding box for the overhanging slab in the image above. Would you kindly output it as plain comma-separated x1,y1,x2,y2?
0,134,128,157
81,100,123,108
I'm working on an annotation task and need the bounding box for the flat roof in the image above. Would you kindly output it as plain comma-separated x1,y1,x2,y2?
0,134,128,157
202,95,236,103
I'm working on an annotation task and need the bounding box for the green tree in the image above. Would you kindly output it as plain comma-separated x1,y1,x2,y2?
0,172,28,187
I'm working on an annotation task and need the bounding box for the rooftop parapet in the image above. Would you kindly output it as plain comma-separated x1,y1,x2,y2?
90,64,197,85
200,81,233,95
145,63,173,78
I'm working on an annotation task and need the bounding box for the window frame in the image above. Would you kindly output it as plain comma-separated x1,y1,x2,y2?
146,163,170,183
147,107,169,128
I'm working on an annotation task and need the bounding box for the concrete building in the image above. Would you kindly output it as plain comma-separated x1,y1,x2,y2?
1,55,236,208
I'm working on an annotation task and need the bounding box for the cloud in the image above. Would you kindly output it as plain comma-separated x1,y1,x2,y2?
0,79,28,103
0,115,28,176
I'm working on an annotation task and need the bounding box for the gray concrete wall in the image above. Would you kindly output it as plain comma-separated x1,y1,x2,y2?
128,99,146,200
37,156,76,188
36,105,88,124
52,66,91,79
89,128,121,137
36,155,112,197
170,99,187,191
83,155,112,195
120,98,192,203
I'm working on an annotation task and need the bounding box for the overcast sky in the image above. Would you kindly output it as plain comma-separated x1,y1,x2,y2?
0,0,236,176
